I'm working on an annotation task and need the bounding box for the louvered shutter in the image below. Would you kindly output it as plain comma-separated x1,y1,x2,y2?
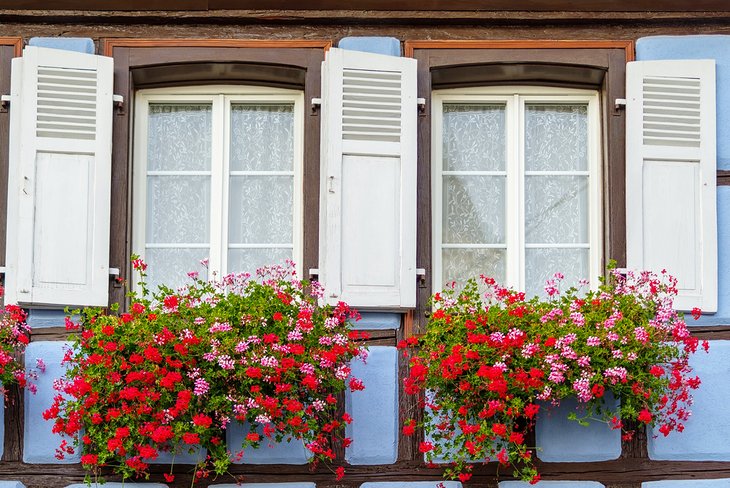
319,48,417,308
5,46,113,307
626,59,717,312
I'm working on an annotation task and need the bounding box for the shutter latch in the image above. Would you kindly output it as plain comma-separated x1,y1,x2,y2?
416,268,426,288
417,97,426,114
311,97,322,115
1,94,10,112
615,98,627,110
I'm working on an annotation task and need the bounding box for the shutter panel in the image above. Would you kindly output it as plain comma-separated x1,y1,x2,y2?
5,46,113,307
626,59,717,312
319,47,417,308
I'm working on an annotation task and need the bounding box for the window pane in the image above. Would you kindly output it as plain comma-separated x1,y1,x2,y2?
443,175,505,244
228,248,293,275
442,248,506,288
525,175,589,244
525,248,589,298
525,104,588,171
442,104,506,171
228,175,293,244
145,248,209,292
147,104,212,171
230,104,294,172
146,175,210,244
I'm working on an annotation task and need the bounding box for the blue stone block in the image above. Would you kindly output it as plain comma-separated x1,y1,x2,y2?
24,341,80,463
211,484,315,488
636,36,730,170
338,37,401,57
536,393,621,462
227,421,309,464
692,187,730,326
501,482,604,488
350,312,400,330
643,481,730,488
361,482,462,488
0,482,26,488
27,309,68,329
649,340,730,460
346,346,398,464
28,37,95,54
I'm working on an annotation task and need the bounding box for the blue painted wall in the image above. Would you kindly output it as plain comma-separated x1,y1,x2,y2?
535,394,621,462
500,483,605,488
649,340,730,460
636,36,730,325
643,480,730,488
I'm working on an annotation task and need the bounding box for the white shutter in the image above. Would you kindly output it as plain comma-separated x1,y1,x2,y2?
319,47,417,308
5,46,113,307
626,59,717,312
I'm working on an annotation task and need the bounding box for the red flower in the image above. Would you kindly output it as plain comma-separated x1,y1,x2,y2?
691,307,702,320
638,409,653,424
272,312,284,321
81,454,98,466
182,432,200,444
419,441,434,453
138,444,158,459
458,473,472,482
403,420,416,436
492,423,507,437
163,474,175,483
591,384,605,398
193,414,213,428
150,425,174,443
336,466,345,481
131,302,145,315
246,432,260,442
246,367,262,379
144,346,162,363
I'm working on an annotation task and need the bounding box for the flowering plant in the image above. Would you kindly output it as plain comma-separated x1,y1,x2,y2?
45,259,366,484
0,293,35,394
400,266,706,484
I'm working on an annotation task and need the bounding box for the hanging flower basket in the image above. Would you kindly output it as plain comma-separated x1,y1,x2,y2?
45,259,366,484
399,265,706,484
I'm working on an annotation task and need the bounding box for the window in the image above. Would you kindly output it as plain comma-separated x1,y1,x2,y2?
432,86,602,297
132,86,304,290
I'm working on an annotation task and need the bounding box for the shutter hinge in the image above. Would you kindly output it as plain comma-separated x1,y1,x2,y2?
311,97,322,115
113,94,124,114
1,94,10,112
109,267,123,288
0,266,6,274
416,268,426,288
309,268,320,280
417,97,426,114
615,98,627,110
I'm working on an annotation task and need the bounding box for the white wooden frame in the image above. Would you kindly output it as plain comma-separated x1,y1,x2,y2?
431,86,602,294
133,85,304,287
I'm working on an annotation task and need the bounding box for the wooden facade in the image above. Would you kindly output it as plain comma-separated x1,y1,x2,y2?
0,3,729,487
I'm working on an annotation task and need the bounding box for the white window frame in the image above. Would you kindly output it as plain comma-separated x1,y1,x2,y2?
431,86,602,294
132,85,305,285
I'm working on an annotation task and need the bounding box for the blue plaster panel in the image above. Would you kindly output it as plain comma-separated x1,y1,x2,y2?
349,312,400,330
211,484,316,488
27,309,68,329
346,346,398,464
0,482,25,488
636,36,730,169
24,341,80,463
649,340,730,460
501,483,604,488
535,394,621,462
643,481,730,488
338,37,400,57
28,37,95,54
692,187,730,325
361,482,462,488
227,421,309,464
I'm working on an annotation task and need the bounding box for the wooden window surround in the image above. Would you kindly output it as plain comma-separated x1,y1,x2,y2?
405,40,633,335
101,39,330,307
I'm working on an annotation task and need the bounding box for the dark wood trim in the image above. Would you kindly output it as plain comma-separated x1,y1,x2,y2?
0,43,17,272
405,40,635,62
1,372,24,462
101,38,332,57
717,170,730,186
0,38,23,57
6,0,730,11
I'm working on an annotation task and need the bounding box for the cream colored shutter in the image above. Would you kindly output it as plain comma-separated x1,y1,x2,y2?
626,59,717,312
319,47,417,308
5,46,113,307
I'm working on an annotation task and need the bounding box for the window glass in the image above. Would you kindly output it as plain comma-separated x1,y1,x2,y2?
434,88,600,297
134,89,302,292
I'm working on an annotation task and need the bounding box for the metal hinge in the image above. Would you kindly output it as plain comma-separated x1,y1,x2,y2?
615,98,627,110
417,97,426,114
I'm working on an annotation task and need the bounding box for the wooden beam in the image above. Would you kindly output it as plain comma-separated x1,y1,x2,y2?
101,38,331,57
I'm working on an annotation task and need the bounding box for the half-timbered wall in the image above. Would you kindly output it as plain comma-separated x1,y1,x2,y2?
0,8,728,488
